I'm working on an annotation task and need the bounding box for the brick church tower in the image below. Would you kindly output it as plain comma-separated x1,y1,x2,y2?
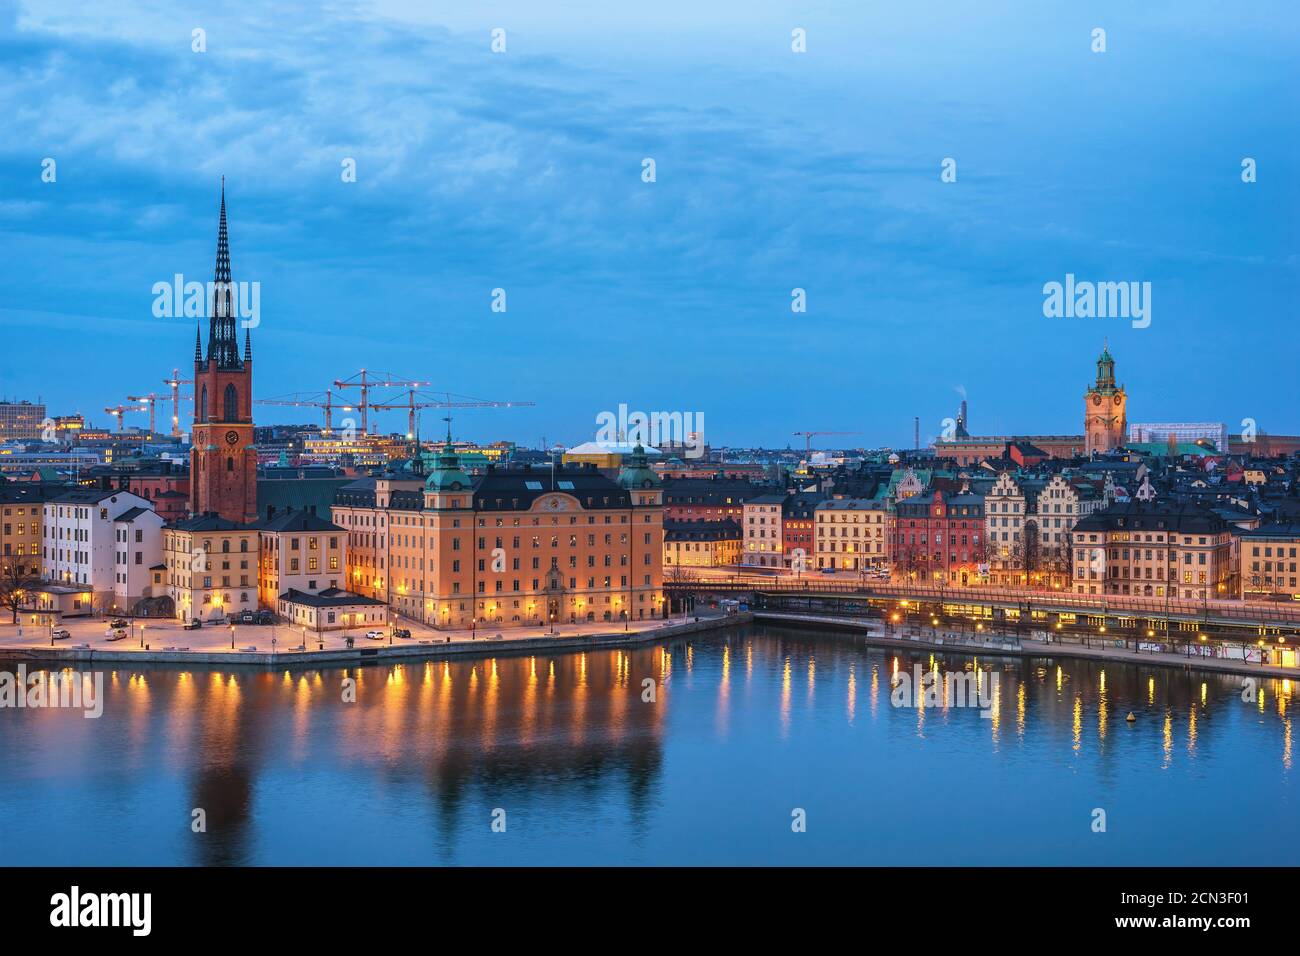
1084,342,1126,456
190,181,257,523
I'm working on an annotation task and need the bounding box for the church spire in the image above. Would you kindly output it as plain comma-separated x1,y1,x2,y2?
244,327,252,362
194,323,203,363
207,177,241,369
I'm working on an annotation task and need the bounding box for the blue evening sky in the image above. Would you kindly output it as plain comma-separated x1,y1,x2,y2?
0,1,1295,448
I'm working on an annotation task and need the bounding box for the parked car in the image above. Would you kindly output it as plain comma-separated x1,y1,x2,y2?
818,567,837,575
51,628,71,641
394,628,412,639
109,618,128,629
255,610,275,625
105,628,128,641
364,630,385,641
183,619,203,631
237,610,256,625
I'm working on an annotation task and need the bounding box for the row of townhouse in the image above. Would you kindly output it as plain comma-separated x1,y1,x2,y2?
985,472,1109,588
727,467,1293,602
5,483,359,623
160,509,353,624
740,491,827,570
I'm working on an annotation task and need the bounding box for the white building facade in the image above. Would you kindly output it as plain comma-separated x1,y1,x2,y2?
42,489,154,613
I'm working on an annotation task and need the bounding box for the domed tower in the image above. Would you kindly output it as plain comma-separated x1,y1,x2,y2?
1084,341,1127,455
422,431,475,628
618,443,665,620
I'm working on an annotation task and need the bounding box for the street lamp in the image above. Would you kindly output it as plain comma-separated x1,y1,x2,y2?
229,623,235,650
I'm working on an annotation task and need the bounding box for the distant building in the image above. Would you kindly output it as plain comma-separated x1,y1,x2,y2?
0,447,101,477
1129,422,1226,453
564,441,662,470
0,400,46,442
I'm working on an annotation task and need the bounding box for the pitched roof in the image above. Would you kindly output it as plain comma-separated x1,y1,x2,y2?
254,509,344,533
278,587,386,608
169,513,252,532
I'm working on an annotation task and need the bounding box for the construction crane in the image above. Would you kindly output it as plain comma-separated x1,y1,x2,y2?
104,404,147,432
163,369,194,437
793,430,861,452
332,370,432,437
368,389,536,441
125,393,167,435
255,391,346,435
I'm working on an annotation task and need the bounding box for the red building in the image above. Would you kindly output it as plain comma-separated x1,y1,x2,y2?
190,183,258,524
891,489,987,587
781,492,824,569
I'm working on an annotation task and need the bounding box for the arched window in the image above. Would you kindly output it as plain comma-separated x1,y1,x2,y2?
199,385,208,423
227,458,234,472
223,384,238,422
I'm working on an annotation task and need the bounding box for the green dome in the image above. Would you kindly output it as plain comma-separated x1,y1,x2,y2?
618,443,661,490
424,443,471,492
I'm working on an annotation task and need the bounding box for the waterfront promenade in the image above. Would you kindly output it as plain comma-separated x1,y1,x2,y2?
0,612,744,668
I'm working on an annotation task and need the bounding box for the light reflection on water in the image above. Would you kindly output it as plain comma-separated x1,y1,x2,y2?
0,623,1295,866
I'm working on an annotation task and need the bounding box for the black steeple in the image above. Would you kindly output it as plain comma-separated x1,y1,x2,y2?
206,178,242,369
194,323,202,362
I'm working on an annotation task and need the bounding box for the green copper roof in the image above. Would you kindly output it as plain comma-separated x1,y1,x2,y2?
425,442,471,491
618,443,661,490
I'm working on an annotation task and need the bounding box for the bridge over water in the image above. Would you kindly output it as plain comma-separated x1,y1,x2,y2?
664,576,1300,659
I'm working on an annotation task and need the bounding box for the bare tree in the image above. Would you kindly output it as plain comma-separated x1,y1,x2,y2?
0,562,42,625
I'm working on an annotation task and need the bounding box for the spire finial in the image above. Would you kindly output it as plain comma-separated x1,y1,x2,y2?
209,179,238,368
194,323,203,363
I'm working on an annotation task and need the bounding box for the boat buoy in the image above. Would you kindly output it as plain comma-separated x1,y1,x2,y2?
1125,712,1136,723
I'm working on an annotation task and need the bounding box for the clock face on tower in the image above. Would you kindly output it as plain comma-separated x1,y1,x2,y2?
1093,394,1102,406
225,430,240,445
